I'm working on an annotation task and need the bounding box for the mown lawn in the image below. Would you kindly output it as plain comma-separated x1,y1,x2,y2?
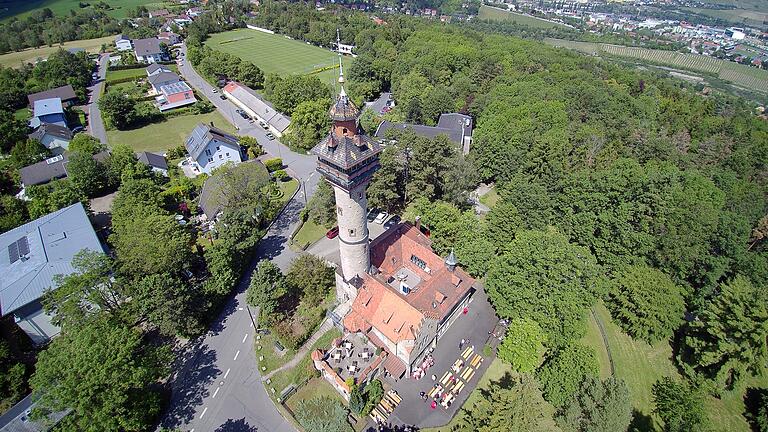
292,219,328,250
0,0,169,21
204,29,353,79
422,358,513,432
285,377,344,413
478,187,500,208
478,5,569,29
106,64,178,83
589,302,767,431
106,111,235,152
0,35,114,68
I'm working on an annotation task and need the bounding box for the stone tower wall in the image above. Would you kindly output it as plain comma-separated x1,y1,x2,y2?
332,181,370,281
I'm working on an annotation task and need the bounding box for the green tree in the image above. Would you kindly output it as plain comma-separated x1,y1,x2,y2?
286,254,334,307
485,199,523,251
306,180,336,227
677,275,768,392
68,134,105,155
652,377,710,432
105,143,139,186
246,260,286,325
497,318,547,372
294,396,353,432
127,273,205,337
606,264,686,344
9,138,49,168
0,109,29,152
486,229,605,345
537,344,599,408
112,214,193,277
30,318,170,432
0,195,28,233
557,377,632,432
457,374,561,432
99,90,137,130
349,385,364,415
264,74,330,115
283,99,331,151
26,180,84,219
66,151,108,197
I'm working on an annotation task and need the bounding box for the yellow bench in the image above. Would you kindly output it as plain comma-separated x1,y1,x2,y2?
471,354,483,368
387,391,402,404
462,347,473,359
461,366,473,381
465,369,476,382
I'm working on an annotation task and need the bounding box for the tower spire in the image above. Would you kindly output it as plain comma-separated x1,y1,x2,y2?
336,28,346,97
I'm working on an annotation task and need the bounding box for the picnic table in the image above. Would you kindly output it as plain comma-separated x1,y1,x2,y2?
387,390,402,404
461,346,474,359
471,353,483,368
440,371,453,386
429,385,443,399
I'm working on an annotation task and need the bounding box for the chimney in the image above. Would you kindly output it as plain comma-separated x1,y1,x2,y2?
328,135,337,149
415,216,421,231
445,249,457,272
210,121,214,127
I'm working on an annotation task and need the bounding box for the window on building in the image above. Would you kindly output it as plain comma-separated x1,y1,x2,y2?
208,157,213,162
337,206,343,216
219,154,223,159
358,191,363,199
411,254,427,270
342,128,348,135
226,152,230,157
205,149,211,156
216,146,220,151
349,229,356,237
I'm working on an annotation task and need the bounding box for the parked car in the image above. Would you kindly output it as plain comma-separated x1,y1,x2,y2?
265,132,275,140
211,88,218,93
374,212,388,224
259,121,268,129
326,226,339,239
219,94,226,100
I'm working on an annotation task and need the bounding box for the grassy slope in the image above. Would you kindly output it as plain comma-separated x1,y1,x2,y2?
204,28,347,79
0,35,113,67
589,302,768,432
292,219,328,250
106,111,235,152
478,5,568,29
0,0,167,21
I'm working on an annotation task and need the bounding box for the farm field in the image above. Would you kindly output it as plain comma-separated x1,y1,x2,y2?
478,5,569,29
204,29,350,87
682,7,767,29
545,38,768,93
586,303,768,432
0,35,113,67
106,111,235,152
0,0,168,21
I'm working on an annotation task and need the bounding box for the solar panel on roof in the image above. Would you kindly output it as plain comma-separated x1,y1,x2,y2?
17,236,29,256
8,241,19,264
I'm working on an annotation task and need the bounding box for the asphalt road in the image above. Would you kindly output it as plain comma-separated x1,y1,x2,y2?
86,53,109,144
159,44,322,432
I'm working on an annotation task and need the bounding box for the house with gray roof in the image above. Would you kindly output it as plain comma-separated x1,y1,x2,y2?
148,71,181,93
18,151,110,191
28,124,73,154
31,98,67,129
137,151,168,176
374,112,473,154
133,38,165,63
222,81,292,136
146,63,173,77
27,85,78,108
185,124,243,175
0,203,103,345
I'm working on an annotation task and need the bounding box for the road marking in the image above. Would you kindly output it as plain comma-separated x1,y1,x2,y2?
212,387,220,399
223,368,230,379
242,334,248,343
200,407,208,419
233,350,240,361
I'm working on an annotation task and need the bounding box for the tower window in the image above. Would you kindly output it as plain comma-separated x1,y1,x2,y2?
342,128,348,135
358,191,363,199
349,229,356,237
337,206,343,216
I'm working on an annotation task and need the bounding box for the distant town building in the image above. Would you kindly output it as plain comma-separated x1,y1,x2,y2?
31,98,67,129
158,31,181,45
27,85,78,108
156,81,197,111
148,9,170,19
726,28,746,40
185,124,243,175
0,203,103,345
148,70,181,93
18,152,110,191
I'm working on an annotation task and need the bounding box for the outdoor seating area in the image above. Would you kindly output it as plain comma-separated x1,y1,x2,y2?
423,346,484,410
329,334,379,382
369,389,402,424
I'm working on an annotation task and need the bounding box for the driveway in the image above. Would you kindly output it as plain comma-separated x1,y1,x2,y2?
364,92,392,115
159,46,323,432
86,53,109,144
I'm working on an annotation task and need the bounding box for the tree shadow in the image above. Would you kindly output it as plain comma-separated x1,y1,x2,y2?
743,387,767,432
629,408,654,432
158,339,221,429
214,418,259,432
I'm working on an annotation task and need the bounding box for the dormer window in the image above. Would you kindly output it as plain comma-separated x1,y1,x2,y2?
410,254,427,270
342,127,348,135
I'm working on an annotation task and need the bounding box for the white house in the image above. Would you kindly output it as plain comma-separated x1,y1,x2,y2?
185,124,243,175
115,34,132,51
28,123,72,154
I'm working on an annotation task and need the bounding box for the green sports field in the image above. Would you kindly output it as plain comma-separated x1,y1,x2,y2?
0,0,168,21
204,29,350,87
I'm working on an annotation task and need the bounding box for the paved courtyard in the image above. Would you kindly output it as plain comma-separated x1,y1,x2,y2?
383,286,499,429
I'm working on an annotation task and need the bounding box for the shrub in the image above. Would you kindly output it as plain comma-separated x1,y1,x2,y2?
265,158,283,172
272,169,289,181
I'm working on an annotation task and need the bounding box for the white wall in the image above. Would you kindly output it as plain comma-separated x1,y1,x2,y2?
15,307,60,346
195,139,242,174
333,182,370,281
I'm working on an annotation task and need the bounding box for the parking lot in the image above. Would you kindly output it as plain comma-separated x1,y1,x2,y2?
305,211,399,266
